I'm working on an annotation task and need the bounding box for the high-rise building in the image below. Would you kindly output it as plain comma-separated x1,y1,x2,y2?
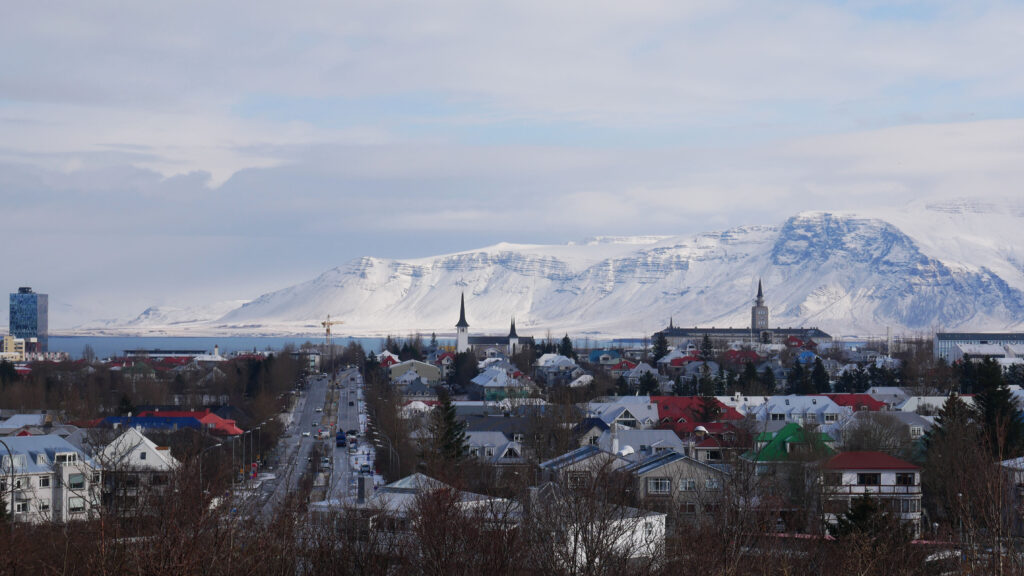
9,287,48,352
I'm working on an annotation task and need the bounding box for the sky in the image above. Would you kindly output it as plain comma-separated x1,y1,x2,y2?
3,1,1024,329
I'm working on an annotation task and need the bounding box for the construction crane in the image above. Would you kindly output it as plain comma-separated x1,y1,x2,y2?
322,314,344,383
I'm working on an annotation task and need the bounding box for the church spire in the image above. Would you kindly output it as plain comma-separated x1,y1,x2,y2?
756,279,764,305
456,292,469,328
508,316,518,338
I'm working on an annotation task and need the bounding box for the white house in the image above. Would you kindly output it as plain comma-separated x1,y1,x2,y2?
752,395,852,434
96,428,179,514
821,451,922,538
0,434,101,523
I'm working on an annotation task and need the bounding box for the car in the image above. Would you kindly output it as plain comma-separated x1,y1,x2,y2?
348,401,354,406
346,429,358,437
359,464,373,475
301,432,311,437
312,421,319,427
315,407,323,413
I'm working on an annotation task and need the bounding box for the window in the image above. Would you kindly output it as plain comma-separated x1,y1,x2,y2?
770,413,786,421
647,477,671,495
910,426,923,438
705,478,721,490
683,502,698,515
568,473,588,489
680,478,696,491
38,498,50,512
151,474,168,486
38,476,50,488
824,413,839,423
895,473,916,486
513,433,524,444
857,473,880,486
805,413,817,423
589,435,599,446
706,450,722,461
68,497,86,513
484,447,495,457
15,502,28,513
69,473,85,490
139,452,147,461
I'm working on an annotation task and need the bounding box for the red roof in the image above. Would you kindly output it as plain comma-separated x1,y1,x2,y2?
652,396,743,424
723,349,761,365
786,336,804,347
669,355,702,367
611,359,637,370
820,394,886,411
824,451,920,471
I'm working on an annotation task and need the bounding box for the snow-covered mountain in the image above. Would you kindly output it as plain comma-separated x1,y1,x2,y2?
84,201,1024,338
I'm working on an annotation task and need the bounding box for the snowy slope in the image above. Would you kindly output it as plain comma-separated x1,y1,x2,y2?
88,204,1024,338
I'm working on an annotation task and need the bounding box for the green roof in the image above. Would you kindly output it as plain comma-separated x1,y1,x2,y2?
742,422,835,462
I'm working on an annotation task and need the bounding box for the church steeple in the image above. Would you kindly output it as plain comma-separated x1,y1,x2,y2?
507,316,520,356
456,293,470,353
508,317,518,338
456,293,469,329
752,279,769,332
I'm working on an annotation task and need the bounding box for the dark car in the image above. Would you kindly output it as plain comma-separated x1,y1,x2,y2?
346,429,358,437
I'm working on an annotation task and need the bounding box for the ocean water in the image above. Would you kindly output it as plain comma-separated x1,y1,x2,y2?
48,335,393,360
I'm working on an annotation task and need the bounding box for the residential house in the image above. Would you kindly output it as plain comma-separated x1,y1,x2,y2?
584,397,659,432
538,445,630,486
468,366,530,401
389,360,441,386
821,451,922,538
534,354,584,387
751,395,852,434
587,349,622,366
0,434,102,523
593,429,687,462
896,395,975,416
622,450,729,519
466,431,526,467
95,428,179,515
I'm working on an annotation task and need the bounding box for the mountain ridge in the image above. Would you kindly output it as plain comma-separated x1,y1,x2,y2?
70,205,1024,338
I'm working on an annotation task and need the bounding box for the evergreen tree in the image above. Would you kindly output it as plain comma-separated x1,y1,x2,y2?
616,375,631,396
672,375,685,396
853,367,870,393
740,362,758,394
828,494,910,542
760,366,776,393
697,394,722,422
639,372,660,395
700,333,714,359
651,332,669,363
430,390,469,462
787,362,805,395
973,358,1024,458
429,332,438,350
688,374,699,396
725,370,738,395
448,352,479,391
835,368,856,393
559,334,576,360
811,358,830,393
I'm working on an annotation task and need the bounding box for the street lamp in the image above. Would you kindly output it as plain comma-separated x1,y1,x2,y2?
198,442,223,509
0,439,15,520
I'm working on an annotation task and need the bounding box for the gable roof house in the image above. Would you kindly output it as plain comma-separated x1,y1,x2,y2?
584,398,659,431
752,395,852,435
96,428,179,516
622,450,729,520
593,429,687,462
389,360,441,386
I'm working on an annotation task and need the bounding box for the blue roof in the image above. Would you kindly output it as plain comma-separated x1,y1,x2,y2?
101,416,202,431
588,350,622,363
539,445,606,470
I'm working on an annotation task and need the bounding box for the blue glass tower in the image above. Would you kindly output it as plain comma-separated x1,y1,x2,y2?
9,287,48,352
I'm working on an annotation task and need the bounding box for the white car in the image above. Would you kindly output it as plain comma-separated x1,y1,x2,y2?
301,431,311,437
